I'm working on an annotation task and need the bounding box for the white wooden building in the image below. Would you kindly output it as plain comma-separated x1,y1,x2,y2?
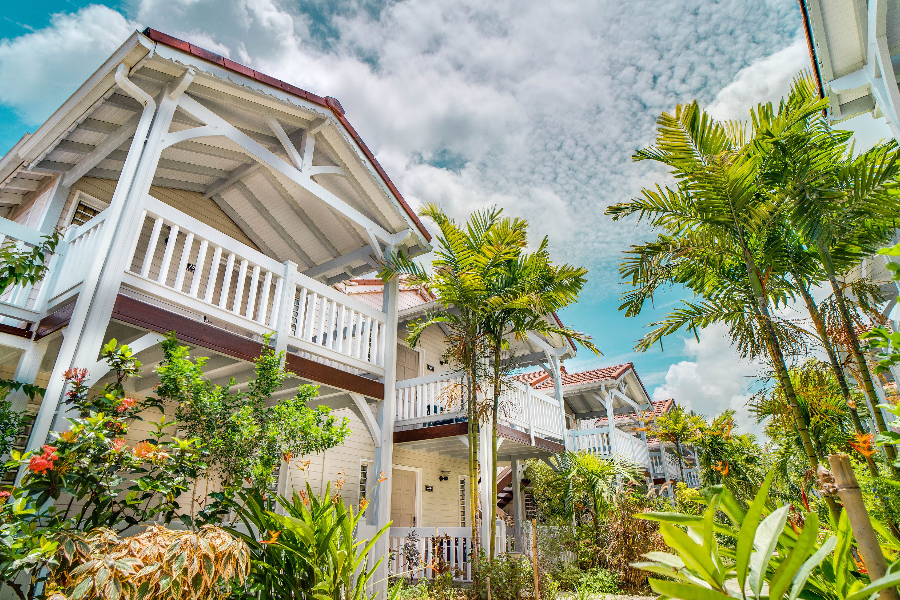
0,28,586,593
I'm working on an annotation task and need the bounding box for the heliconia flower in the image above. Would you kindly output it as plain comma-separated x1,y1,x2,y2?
377,471,387,483
261,530,280,544
712,461,729,477
850,432,876,458
282,452,292,463
116,397,137,413
359,498,369,512
59,430,78,443
112,438,127,452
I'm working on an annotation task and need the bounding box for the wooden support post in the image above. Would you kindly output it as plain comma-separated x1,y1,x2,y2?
827,454,900,600
531,518,539,600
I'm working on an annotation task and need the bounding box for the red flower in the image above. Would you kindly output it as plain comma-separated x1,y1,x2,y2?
112,438,127,452
0,490,11,501
116,397,137,413
28,446,58,474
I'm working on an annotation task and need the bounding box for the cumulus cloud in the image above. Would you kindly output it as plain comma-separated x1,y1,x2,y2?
652,323,761,434
0,5,138,122
0,0,803,296
707,37,810,122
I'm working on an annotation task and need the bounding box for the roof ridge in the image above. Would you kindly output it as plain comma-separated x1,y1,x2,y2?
141,27,430,243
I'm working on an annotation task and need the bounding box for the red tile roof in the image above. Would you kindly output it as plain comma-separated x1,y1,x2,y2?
141,27,431,243
513,370,551,387
530,363,634,390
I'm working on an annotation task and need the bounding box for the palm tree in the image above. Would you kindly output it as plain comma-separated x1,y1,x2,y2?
547,451,640,537
480,235,599,559
381,204,524,548
650,404,704,483
606,77,841,517
760,103,900,472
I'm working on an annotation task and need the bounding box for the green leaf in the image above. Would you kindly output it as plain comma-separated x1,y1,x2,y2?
788,536,837,600
845,564,900,600
659,522,722,588
737,471,775,588
749,505,789,597
72,577,94,600
768,512,818,600
649,578,734,600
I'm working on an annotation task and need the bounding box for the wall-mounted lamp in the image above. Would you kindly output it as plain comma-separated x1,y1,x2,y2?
439,470,450,482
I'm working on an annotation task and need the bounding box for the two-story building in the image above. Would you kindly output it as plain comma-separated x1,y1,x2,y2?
0,28,581,593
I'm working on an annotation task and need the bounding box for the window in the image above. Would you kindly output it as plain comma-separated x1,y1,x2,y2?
458,476,467,527
359,463,369,515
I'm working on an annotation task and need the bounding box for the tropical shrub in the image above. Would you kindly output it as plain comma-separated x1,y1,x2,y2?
469,553,557,600
0,230,61,295
634,472,900,600
10,340,207,531
153,334,350,515
48,524,249,600
228,482,387,600
551,564,619,594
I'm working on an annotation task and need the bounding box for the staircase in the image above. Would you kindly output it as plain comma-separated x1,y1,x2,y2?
495,466,533,516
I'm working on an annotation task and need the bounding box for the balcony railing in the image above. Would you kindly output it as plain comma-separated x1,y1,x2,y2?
122,196,388,377
0,196,388,378
568,427,650,470
394,372,564,440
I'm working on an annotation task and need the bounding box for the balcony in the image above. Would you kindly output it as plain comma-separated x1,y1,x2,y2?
394,371,565,441
567,427,651,471
0,196,389,379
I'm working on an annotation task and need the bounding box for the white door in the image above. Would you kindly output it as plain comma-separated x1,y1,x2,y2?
390,468,418,527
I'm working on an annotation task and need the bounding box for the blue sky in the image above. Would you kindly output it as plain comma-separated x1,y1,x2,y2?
0,0,892,432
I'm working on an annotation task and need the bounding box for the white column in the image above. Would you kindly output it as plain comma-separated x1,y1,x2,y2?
511,458,523,551
7,336,54,414
273,261,298,355
27,82,177,451
371,275,399,600
35,176,70,235
548,352,566,439
478,420,494,553
603,389,615,456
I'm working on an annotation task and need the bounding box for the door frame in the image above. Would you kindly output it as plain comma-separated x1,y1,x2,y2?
391,463,423,527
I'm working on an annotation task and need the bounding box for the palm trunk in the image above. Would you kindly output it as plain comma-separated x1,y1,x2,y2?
817,239,900,474
742,256,841,520
792,271,880,477
490,339,502,562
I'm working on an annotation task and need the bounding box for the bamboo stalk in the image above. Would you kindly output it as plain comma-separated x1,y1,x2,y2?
828,454,899,600
532,518,539,600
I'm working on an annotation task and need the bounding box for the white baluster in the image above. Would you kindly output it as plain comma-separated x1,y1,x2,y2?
204,246,223,304
267,273,281,327
245,265,261,320
218,253,236,309
293,287,307,336
356,316,367,359
370,322,380,365
157,224,180,285
333,305,345,352
315,296,327,345
232,259,248,314
189,239,209,298
303,292,317,341
141,216,165,279
173,232,195,292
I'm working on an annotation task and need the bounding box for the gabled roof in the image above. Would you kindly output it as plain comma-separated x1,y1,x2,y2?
141,28,430,242
530,362,633,390
592,398,673,427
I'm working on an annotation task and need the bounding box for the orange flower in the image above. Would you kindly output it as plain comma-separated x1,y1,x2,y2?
59,430,78,443
28,446,59,474
261,530,281,545
282,452,292,463
853,554,868,575
133,441,157,459
116,397,137,413
359,498,369,512
850,433,876,458
377,471,387,483
298,489,309,506
296,458,312,471
712,461,729,477
111,438,127,452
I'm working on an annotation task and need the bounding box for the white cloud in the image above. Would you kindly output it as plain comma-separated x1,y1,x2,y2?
652,323,761,433
707,37,810,122
0,5,138,122
0,0,803,297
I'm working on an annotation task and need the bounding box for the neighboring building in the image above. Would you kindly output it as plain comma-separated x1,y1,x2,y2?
515,364,701,498
0,28,578,590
